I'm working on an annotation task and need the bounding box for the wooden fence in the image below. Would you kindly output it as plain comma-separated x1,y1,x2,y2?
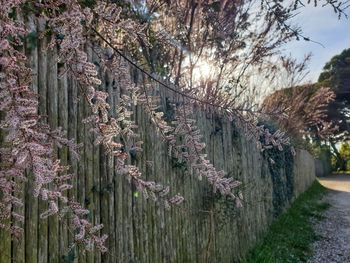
0,17,316,263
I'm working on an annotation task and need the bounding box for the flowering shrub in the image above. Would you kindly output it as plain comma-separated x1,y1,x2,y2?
262,85,337,140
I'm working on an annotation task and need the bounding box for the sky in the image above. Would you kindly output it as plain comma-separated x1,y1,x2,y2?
282,4,350,83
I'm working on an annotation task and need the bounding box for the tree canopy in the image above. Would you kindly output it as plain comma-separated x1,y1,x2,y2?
318,48,350,142
263,47,350,170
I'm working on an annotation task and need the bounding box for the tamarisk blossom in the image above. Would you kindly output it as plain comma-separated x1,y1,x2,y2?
182,79,294,154
43,0,293,210
98,55,183,206
51,0,292,206
86,3,245,204
137,83,244,204
230,111,294,154
173,104,243,201
125,61,289,204
0,0,45,237
183,79,294,153
126,70,243,204
43,0,183,206
0,2,106,252
262,85,337,140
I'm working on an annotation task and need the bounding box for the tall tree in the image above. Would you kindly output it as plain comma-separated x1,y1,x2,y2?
315,48,350,169
318,48,350,141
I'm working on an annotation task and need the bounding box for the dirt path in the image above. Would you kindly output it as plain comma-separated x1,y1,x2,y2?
308,174,350,263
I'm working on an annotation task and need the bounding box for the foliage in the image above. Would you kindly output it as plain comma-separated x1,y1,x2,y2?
266,143,295,217
243,181,329,263
258,120,295,217
262,84,336,141
62,247,77,263
201,119,295,225
261,48,350,169
339,142,350,160
317,48,350,143
333,142,350,171
200,122,244,226
318,48,350,85
202,186,243,229
308,142,333,170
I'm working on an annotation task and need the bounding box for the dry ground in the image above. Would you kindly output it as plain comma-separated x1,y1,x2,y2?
308,174,350,263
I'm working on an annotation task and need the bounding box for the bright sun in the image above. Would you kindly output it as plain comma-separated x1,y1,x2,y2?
192,61,213,81
183,56,215,83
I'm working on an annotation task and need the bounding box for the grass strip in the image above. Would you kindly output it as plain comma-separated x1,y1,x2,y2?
243,180,329,263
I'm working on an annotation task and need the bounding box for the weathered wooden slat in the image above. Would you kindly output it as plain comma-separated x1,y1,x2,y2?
91,47,102,263
114,75,123,261
47,43,59,263
77,57,86,263
67,72,78,242
106,72,117,261
0,194,10,262
58,63,69,261
37,18,49,263
24,15,39,263
12,11,26,263
100,73,109,263
0,104,10,263
85,45,95,263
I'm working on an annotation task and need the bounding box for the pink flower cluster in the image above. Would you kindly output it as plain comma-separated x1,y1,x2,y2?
44,0,183,209
0,1,106,251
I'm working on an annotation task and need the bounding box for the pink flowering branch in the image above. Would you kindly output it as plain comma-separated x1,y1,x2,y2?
87,7,292,206
262,85,338,140
0,1,106,252
89,23,294,157
111,59,243,205
40,0,183,208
